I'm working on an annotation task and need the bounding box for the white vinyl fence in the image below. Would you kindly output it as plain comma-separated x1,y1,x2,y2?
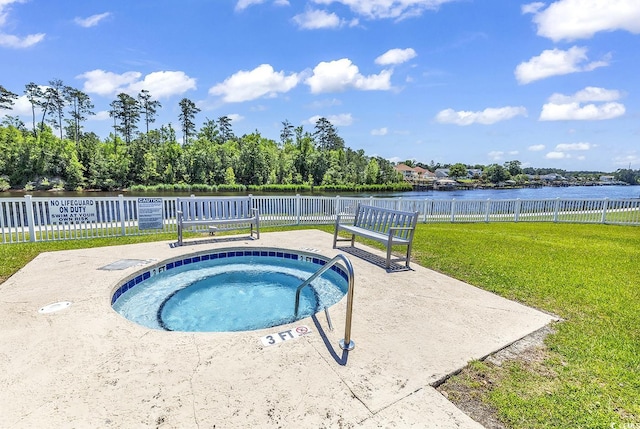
1,194,639,244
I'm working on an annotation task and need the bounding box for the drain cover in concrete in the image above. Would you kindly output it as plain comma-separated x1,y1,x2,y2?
98,259,155,271
39,301,72,314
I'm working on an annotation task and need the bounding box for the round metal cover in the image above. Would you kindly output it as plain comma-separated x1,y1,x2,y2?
38,301,72,314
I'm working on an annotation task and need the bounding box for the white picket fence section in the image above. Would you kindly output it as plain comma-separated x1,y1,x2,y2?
1,194,639,244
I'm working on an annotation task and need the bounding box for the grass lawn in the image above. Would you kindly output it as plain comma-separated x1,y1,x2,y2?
1,223,638,428
411,223,640,428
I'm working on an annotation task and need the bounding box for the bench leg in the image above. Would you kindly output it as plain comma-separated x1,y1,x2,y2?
405,243,412,268
177,214,183,246
386,235,393,269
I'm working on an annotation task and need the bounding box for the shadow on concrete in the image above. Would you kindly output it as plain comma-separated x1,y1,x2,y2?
169,235,257,248
311,314,349,366
335,246,411,273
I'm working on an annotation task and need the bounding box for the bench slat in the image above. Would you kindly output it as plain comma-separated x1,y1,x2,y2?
177,197,259,245
333,203,418,269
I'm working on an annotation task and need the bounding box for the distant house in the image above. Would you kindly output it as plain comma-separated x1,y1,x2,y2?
539,173,566,182
394,164,436,180
599,175,615,182
434,168,449,178
468,169,483,179
395,163,418,179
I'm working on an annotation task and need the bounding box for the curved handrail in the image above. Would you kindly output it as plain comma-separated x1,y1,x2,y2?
294,254,355,351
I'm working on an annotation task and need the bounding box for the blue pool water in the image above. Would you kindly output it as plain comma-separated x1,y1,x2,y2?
112,250,348,332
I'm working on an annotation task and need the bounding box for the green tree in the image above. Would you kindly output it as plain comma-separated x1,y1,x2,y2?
64,87,94,147
0,85,18,110
178,98,200,145
614,169,639,185
109,93,140,146
24,82,43,134
314,117,344,151
138,90,161,142
504,160,523,177
217,115,234,143
198,118,219,143
280,119,294,146
483,164,511,184
364,158,380,184
224,166,236,185
449,163,468,179
44,79,67,140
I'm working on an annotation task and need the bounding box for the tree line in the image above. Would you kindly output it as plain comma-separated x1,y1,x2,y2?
0,82,402,191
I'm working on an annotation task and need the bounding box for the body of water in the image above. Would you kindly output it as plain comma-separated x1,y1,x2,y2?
1,185,638,200
381,185,640,200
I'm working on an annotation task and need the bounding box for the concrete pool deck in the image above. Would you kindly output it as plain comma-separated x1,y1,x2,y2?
0,230,557,428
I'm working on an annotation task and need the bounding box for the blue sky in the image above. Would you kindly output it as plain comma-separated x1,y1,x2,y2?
1,0,639,172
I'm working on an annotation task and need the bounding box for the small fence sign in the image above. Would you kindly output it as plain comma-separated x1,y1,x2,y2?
49,199,97,225
138,197,164,230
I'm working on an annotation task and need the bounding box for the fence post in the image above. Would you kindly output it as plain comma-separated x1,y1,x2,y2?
514,199,521,222
601,198,608,224
118,194,126,236
296,194,301,225
335,195,341,217
423,199,428,223
450,199,456,222
553,197,560,223
484,199,491,223
24,195,37,242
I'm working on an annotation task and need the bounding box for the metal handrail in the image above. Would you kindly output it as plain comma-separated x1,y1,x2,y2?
294,254,355,351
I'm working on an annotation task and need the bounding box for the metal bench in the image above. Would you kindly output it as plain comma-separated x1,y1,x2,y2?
176,196,259,246
333,203,419,269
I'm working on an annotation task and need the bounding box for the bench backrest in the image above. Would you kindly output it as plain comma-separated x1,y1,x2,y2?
178,197,254,221
354,204,418,239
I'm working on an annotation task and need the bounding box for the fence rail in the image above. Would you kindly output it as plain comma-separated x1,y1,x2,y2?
1,194,638,244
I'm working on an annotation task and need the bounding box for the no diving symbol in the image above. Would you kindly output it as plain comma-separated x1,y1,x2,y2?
295,326,309,335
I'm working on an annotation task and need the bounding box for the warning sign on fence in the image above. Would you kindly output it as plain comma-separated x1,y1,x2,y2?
138,197,164,230
49,199,97,225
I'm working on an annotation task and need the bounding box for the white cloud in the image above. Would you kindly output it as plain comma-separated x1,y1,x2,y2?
74,12,111,28
515,46,609,84
307,98,342,109
555,142,592,151
0,0,45,48
541,87,626,121
539,102,625,121
77,70,142,96
488,151,504,161
528,144,546,151
548,86,622,104
127,71,197,98
435,106,527,126
307,113,353,126
90,110,111,121
521,2,545,14
371,127,388,135
77,69,196,98
527,0,640,42
7,94,32,116
311,0,457,20
305,58,392,93
375,48,417,65
546,151,568,159
293,9,342,29
613,153,639,166
235,0,266,11
209,64,299,103
226,113,245,123
0,32,44,48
